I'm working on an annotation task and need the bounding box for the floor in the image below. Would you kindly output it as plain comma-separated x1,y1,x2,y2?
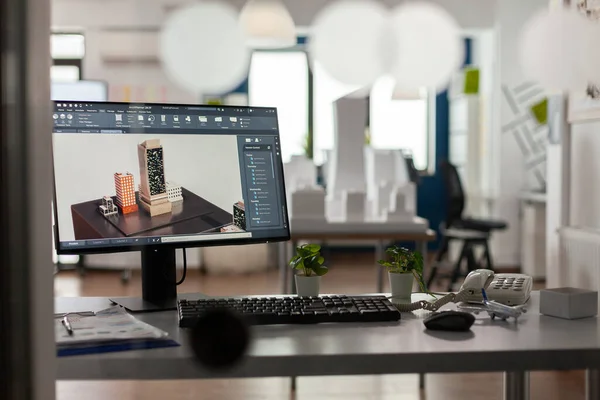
55,252,586,400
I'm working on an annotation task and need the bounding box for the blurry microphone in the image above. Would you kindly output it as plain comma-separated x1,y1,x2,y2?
188,308,250,370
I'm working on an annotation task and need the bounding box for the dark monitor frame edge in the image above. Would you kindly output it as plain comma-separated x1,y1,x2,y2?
51,99,280,113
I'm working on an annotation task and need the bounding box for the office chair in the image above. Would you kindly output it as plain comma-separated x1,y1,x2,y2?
427,160,507,291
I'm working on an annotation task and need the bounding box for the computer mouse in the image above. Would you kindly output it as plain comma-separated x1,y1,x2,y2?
423,311,475,332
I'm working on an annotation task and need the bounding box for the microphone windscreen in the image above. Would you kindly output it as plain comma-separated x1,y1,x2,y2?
188,308,250,370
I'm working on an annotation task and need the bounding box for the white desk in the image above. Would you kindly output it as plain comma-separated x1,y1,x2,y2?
56,293,600,400
519,191,547,204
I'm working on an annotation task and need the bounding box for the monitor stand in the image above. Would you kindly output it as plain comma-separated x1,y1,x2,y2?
110,247,178,313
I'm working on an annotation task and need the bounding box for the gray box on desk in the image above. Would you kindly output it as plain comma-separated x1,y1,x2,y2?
540,287,598,319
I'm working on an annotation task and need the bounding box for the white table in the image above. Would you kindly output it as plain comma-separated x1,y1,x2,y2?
56,293,600,399
282,218,436,294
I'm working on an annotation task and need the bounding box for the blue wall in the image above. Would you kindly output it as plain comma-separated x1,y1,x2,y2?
414,37,472,251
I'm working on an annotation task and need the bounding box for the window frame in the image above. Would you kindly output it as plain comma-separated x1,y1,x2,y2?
425,89,437,175
368,79,437,175
51,32,84,81
247,46,314,159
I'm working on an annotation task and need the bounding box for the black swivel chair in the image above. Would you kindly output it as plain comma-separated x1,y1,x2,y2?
427,160,508,291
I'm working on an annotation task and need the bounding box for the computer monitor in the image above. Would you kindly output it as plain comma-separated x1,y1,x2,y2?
52,101,290,311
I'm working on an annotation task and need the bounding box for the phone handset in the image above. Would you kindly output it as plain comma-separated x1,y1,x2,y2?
460,269,532,306
460,269,494,295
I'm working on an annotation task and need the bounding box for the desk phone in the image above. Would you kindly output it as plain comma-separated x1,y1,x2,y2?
460,269,532,306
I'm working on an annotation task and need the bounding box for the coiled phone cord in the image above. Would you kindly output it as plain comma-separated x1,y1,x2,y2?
389,290,471,312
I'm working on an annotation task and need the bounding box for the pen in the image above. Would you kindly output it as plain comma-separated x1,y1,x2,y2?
481,288,489,303
62,316,73,335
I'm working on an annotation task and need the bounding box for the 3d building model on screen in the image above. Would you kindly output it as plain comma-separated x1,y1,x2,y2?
233,201,246,230
137,139,173,217
70,139,236,240
114,172,139,214
166,181,183,203
220,224,244,233
98,196,118,217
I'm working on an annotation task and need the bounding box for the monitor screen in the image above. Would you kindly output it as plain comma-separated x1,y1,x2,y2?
52,101,290,254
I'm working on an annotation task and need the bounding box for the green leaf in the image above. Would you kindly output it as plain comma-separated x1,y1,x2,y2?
314,265,328,276
292,243,328,276
412,269,424,291
296,247,310,257
292,258,304,270
304,244,321,253
303,254,317,268
288,255,300,266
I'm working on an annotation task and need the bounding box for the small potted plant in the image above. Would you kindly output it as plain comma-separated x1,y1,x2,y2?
289,244,328,296
378,245,427,302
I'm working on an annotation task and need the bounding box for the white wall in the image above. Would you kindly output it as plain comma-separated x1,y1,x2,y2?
490,0,549,266
570,121,600,228
52,0,496,30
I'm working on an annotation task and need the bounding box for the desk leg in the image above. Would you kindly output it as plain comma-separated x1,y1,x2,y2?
504,371,529,400
290,240,297,295
376,241,385,293
279,242,288,294
291,376,297,392
419,373,425,390
586,369,600,400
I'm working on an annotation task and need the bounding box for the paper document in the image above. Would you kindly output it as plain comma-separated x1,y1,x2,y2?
56,306,168,345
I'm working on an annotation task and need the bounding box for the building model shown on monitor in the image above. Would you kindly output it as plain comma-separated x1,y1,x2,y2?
52,101,289,311
114,172,139,214
138,139,172,217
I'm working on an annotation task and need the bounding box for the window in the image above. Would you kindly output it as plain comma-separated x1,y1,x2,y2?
312,67,433,171
51,33,85,265
51,33,84,83
248,51,309,163
369,75,433,171
51,34,85,59
312,61,360,165
51,65,80,82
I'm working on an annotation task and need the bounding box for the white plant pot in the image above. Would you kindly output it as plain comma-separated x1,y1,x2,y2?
388,272,414,302
295,275,321,297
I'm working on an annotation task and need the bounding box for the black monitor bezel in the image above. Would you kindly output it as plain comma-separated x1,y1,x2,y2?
51,100,291,255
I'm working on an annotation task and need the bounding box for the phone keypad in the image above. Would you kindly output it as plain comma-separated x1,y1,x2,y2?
492,276,521,290
487,275,532,305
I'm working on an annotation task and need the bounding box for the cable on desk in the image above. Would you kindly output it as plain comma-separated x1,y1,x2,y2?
389,291,470,312
175,248,187,286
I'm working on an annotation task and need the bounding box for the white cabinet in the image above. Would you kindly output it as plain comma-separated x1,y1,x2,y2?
520,195,547,279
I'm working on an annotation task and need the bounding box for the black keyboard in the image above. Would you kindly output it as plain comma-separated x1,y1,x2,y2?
178,295,400,327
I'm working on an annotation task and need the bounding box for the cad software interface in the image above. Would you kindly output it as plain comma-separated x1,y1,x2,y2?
52,101,289,252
